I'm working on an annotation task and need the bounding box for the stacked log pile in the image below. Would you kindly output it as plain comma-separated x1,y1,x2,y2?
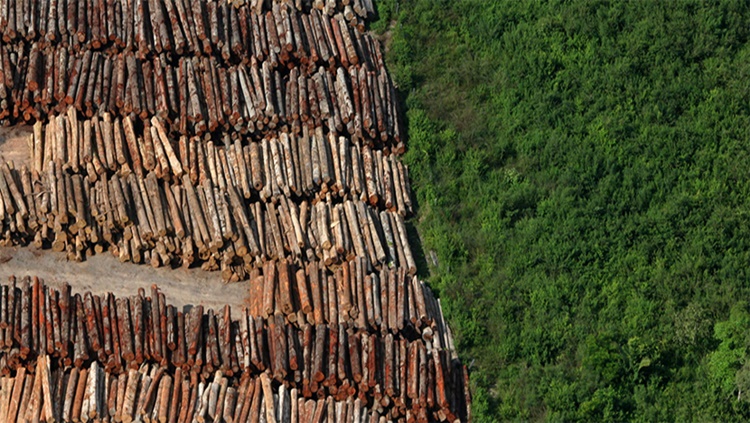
0,0,471,420
0,47,402,147
0,277,470,421
0,4,402,148
0,157,415,279
0,0,407,278
28,111,412,214
0,0,375,55
0,362,462,423
0,270,454,362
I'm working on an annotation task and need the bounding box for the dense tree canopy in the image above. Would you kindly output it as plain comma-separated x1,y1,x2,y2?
374,0,750,420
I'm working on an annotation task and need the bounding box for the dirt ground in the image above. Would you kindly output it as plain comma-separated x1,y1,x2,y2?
0,245,249,315
0,124,32,168
0,124,249,313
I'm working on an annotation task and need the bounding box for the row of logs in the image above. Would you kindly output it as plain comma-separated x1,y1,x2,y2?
1,165,435,333
0,361,463,423
0,159,416,278
0,41,401,146
244,258,453,343
0,278,470,421
243,0,376,18
0,0,375,55
29,111,413,215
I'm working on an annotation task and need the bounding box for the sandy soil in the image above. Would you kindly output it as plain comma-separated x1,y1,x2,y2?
0,245,249,316
0,124,32,168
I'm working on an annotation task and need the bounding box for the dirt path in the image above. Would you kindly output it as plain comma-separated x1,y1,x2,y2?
0,245,249,315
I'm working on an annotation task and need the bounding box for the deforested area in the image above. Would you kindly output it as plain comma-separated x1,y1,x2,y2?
0,0,472,421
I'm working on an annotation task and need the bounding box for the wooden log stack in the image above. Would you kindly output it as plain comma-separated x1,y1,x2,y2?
28,110,413,215
0,0,471,420
0,158,416,280
0,1,409,280
0,0,375,55
0,277,470,422
0,260,449,351
0,364,457,423
0,6,403,150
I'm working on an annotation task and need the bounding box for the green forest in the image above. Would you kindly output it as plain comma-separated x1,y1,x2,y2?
372,0,750,421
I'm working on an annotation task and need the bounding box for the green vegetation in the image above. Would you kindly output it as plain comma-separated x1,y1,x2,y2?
374,0,750,420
